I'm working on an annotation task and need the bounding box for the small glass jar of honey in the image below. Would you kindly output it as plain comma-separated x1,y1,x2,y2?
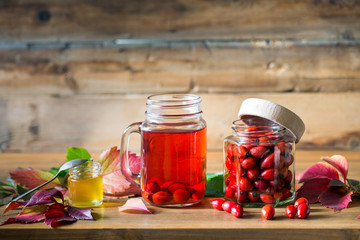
68,161,103,207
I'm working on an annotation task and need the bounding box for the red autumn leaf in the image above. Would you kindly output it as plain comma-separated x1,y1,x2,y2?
321,155,348,183
10,168,62,189
118,198,153,214
298,163,339,183
319,186,353,211
1,212,45,226
24,190,64,208
67,206,94,220
45,203,64,219
297,178,331,203
44,213,77,228
3,201,24,214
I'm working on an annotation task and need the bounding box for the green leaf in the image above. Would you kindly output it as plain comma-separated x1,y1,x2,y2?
328,178,347,187
347,178,360,193
205,172,224,197
66,147,91,162
48,167,69,187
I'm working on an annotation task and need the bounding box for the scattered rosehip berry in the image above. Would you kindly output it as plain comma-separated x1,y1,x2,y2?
294,197,309,208
222,201,236,213
211,198,225,210
231,204,244,218
285,205,296,218
261,204,275,220
297,203,311,219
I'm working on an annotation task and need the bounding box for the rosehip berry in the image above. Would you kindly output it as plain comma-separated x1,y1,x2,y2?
211,198,225,210
285,205,296,218
152,191,172,205
231,204,244,218
225,156,233,170
297,203,310,219
233,145,248,159
168,183,186,194
227,144,235,158
260,153,275,169
237,190,247,203
247,166,260,180
145,182,160,194
160,181,175,191
276,142,287,154
240,157,257,170
250,146,269,159
281,188,293,200
253,179,269,191
294,197,309,208
222,201,236,213
191,182,206,201
239,177,253,191
284,154,294,166
260,193,275,204
260,168,275,181
248,191,260,202
225,185,236,198
173,189,190,204
261,204,275,220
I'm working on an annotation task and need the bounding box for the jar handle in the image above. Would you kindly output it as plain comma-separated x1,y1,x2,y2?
120,122,142,187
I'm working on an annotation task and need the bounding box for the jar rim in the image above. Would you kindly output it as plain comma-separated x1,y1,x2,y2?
69,161,101,176
146,93,203,117
147,94,201,108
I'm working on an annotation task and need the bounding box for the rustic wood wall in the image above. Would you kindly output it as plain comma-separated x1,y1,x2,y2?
0,0,359,153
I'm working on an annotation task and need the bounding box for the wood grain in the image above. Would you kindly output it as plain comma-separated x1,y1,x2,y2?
2,93,360,152
0,44,359,95
0,151,359,240
0,0,359,42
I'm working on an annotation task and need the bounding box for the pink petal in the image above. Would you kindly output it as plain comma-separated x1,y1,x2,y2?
118,198,152,214
297,178,330,203
319,186,353,211
298,163,339,183
321,155,348,183
103,170,140,196
128,152,141,174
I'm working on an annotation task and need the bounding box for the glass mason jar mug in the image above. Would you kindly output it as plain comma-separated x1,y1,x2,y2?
120,94,207,207
224,119,296,207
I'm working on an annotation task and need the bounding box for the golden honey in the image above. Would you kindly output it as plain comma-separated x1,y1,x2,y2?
68,161,103,208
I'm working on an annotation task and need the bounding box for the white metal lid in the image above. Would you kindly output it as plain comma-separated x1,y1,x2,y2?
238,98,305,143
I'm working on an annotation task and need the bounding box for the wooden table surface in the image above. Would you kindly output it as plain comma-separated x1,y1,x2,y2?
0,150,359,240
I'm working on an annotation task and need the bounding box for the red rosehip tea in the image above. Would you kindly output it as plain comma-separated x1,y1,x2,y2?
141,128,207,206
120,94,207,207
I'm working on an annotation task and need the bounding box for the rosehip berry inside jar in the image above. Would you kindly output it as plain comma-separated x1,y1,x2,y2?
223,119,296,207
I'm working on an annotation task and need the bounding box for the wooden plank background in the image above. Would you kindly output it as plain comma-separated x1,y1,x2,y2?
0,0,359,152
